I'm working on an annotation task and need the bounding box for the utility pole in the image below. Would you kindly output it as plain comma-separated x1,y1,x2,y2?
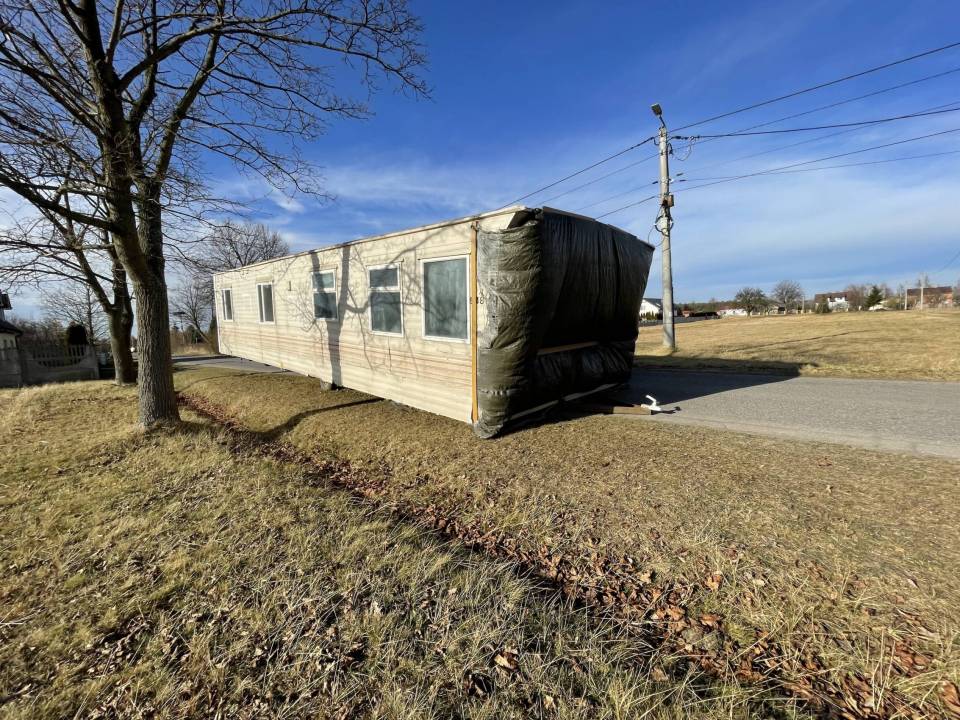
652,103,675,351
919,274,925,311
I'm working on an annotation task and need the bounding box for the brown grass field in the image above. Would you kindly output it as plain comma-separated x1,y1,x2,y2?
161,367,960,718
634,309,960,381
1,383,774,719
4,358,960,717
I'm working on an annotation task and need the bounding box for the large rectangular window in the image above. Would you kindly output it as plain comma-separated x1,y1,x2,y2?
257,283,274,323
312,270,337,320
221,288,233,321
369,265,402,335
423,257,468,340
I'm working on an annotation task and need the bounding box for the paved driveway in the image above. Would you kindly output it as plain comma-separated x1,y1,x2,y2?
175,356,960,459
623,369,960,459
173,356,289,373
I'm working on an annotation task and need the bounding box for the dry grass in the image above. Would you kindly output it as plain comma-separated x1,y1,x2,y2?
634,310,960,381
0,381,799,719
172,367,960,718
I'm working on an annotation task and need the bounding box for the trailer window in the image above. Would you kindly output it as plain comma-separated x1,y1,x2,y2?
312,270,337,320
221,288,233,321
257,283,274,323
423,257,468,340
369,265,402,335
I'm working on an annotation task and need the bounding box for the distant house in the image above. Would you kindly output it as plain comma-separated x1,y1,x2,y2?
0,318,21,350
814,292,850,311
639,297,662,317
0,292,20,350
906,286,954,308
1,294,23,387
717,306,747,317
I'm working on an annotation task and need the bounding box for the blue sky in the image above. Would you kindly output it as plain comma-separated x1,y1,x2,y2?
5,0,960,316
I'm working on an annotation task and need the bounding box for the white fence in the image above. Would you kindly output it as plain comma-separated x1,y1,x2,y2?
0,344,99,388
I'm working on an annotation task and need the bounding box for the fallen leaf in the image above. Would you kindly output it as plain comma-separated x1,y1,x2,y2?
941,681,960,718
650,666,669,682
493,647,519,673
705,572,723,591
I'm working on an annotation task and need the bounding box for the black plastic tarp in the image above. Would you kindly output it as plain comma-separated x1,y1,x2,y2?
475,208,654,437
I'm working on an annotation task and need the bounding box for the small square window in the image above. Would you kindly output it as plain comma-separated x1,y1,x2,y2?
221,288,233,321
257,283,274,323
312,270,337,320
369,265,402,335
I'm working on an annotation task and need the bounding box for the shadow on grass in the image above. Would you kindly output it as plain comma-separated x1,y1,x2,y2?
173,369,268,393
260,398,382,441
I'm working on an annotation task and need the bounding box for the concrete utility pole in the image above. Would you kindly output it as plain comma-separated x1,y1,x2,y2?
652,103,675,351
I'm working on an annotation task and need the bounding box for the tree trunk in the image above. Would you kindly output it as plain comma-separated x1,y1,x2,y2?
110,260,136,384
133,270,179,425
108,307,136,385
131,187,180,427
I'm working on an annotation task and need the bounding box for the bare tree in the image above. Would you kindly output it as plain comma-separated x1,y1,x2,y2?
170,273,213,342
770,280,803,311
734,287,768,315
173,221,291,343
187,222,290,274
41,280,107,342
844,283,869,311
0,1,427,426
0,212,136,382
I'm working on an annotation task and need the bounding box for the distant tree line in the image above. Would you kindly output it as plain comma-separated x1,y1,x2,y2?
678,275,960,315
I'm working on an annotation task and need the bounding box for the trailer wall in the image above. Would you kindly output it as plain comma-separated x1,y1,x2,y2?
214,211,517,422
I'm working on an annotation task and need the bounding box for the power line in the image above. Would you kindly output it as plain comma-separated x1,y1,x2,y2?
674,128,960,194
583,145,959,214
593,129,960,219
935,247,960,274
678,105,960,139
546,68,960,207
502,136,655,207
673,40,960,132
677,148,960,181
681,100,960,173
576,180,658,212
712,66,960,135
595,194,658,219
538,152,659,205
503,42,960,211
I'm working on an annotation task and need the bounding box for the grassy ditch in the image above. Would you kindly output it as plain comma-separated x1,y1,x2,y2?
1,382,799,719
173,367,960,719
634,310,960,380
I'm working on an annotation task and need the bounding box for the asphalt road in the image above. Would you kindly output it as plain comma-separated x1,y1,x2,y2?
624,370,960,459
174,355,288,373
175,356,960,459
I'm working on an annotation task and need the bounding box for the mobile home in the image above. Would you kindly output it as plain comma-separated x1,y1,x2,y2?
214,206,654,437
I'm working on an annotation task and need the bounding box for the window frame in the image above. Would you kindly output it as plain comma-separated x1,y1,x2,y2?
256,282,275,324
311,269,339,322
420,254,470,343
367,262,403,337
220,287,233,322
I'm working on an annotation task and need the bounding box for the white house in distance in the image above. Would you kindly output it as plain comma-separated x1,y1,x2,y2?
814,291,851,311
639,297,662,317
